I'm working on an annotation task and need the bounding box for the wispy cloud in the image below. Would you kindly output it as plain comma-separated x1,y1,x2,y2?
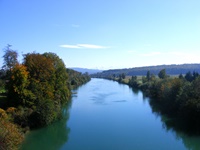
60,45,80,49
59,44,109,49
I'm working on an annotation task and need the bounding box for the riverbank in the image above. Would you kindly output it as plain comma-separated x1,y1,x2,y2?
21,78,192,150
0,78,90,150
0,52,91,150
100,72,200,135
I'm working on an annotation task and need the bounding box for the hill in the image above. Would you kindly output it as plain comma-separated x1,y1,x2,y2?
91,64,200,78
71,67,102,74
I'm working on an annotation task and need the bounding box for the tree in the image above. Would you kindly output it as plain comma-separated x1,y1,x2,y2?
121,73,126,79
43,52,71,104
66,68,91,89
193,71,199,80
179,73,184,79
150,73,156,81
129,76,138,88
158,69,167,79
118,74,125,82
176,77,200,126
185,71,193,82
22,53,57,126
5,52,72,127
7,64,32,107
3,45,18,71
146,70,151,81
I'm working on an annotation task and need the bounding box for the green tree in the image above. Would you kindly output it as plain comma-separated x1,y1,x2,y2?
7,64,34,107
158,69,167,79
150,73,156,81
193,71,199,80
66,68,91,89
185,71,193,82
129,76,138,88
146,70,151,81
121,73,126,79
43,52,71,104
177,77,200,127
179,73,184,79
5,52,71,128
23,53,58,127
3,45,18,71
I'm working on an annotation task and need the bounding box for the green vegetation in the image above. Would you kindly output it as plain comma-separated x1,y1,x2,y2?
101,69,200,134
67,69,91,89
5,52,71,128
0,108,24,150
91,64,200,77
0,45,90,149
158,69,167,79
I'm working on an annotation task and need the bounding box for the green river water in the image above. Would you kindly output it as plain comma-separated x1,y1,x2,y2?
21,78,200,150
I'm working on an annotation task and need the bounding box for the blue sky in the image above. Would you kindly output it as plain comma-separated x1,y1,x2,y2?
0,0,200,69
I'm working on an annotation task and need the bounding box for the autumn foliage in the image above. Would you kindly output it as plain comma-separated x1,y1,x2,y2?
0,108,24,150
0,48,90,149
5,52,71,128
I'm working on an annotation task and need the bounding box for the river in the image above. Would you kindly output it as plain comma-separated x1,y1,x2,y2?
21,78,200,150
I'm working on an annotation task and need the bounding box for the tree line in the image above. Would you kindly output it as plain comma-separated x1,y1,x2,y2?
103,69,200,135
0,45,90,150
140,69,200,134
67,69,91,89
91,64,200,78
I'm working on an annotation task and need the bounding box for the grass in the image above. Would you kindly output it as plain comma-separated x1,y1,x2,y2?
117,74,181,85
0,89,6,94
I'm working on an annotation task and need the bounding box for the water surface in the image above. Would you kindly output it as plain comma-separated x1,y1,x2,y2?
21,79,200,150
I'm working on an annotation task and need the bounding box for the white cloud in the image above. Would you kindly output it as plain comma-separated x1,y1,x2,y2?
59,44,109,49
59,45,80,49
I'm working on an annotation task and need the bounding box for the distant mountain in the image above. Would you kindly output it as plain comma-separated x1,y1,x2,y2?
91,64,200,78
70,68,103,74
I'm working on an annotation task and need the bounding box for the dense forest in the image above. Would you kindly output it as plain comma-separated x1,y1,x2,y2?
102,69,200,134
0,46,90,150
91,64,200,78
67,69,91,89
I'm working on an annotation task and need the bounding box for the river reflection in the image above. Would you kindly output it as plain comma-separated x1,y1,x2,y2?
144,95,200,150
21,79,200,150
20,102,71,150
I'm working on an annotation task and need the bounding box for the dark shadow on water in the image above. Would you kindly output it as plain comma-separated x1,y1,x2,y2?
20,101,72,150
134,89,200,150
147,98,200,150
132,87,139,95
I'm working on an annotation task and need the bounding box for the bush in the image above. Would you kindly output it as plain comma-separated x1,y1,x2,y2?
0,108,24,150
